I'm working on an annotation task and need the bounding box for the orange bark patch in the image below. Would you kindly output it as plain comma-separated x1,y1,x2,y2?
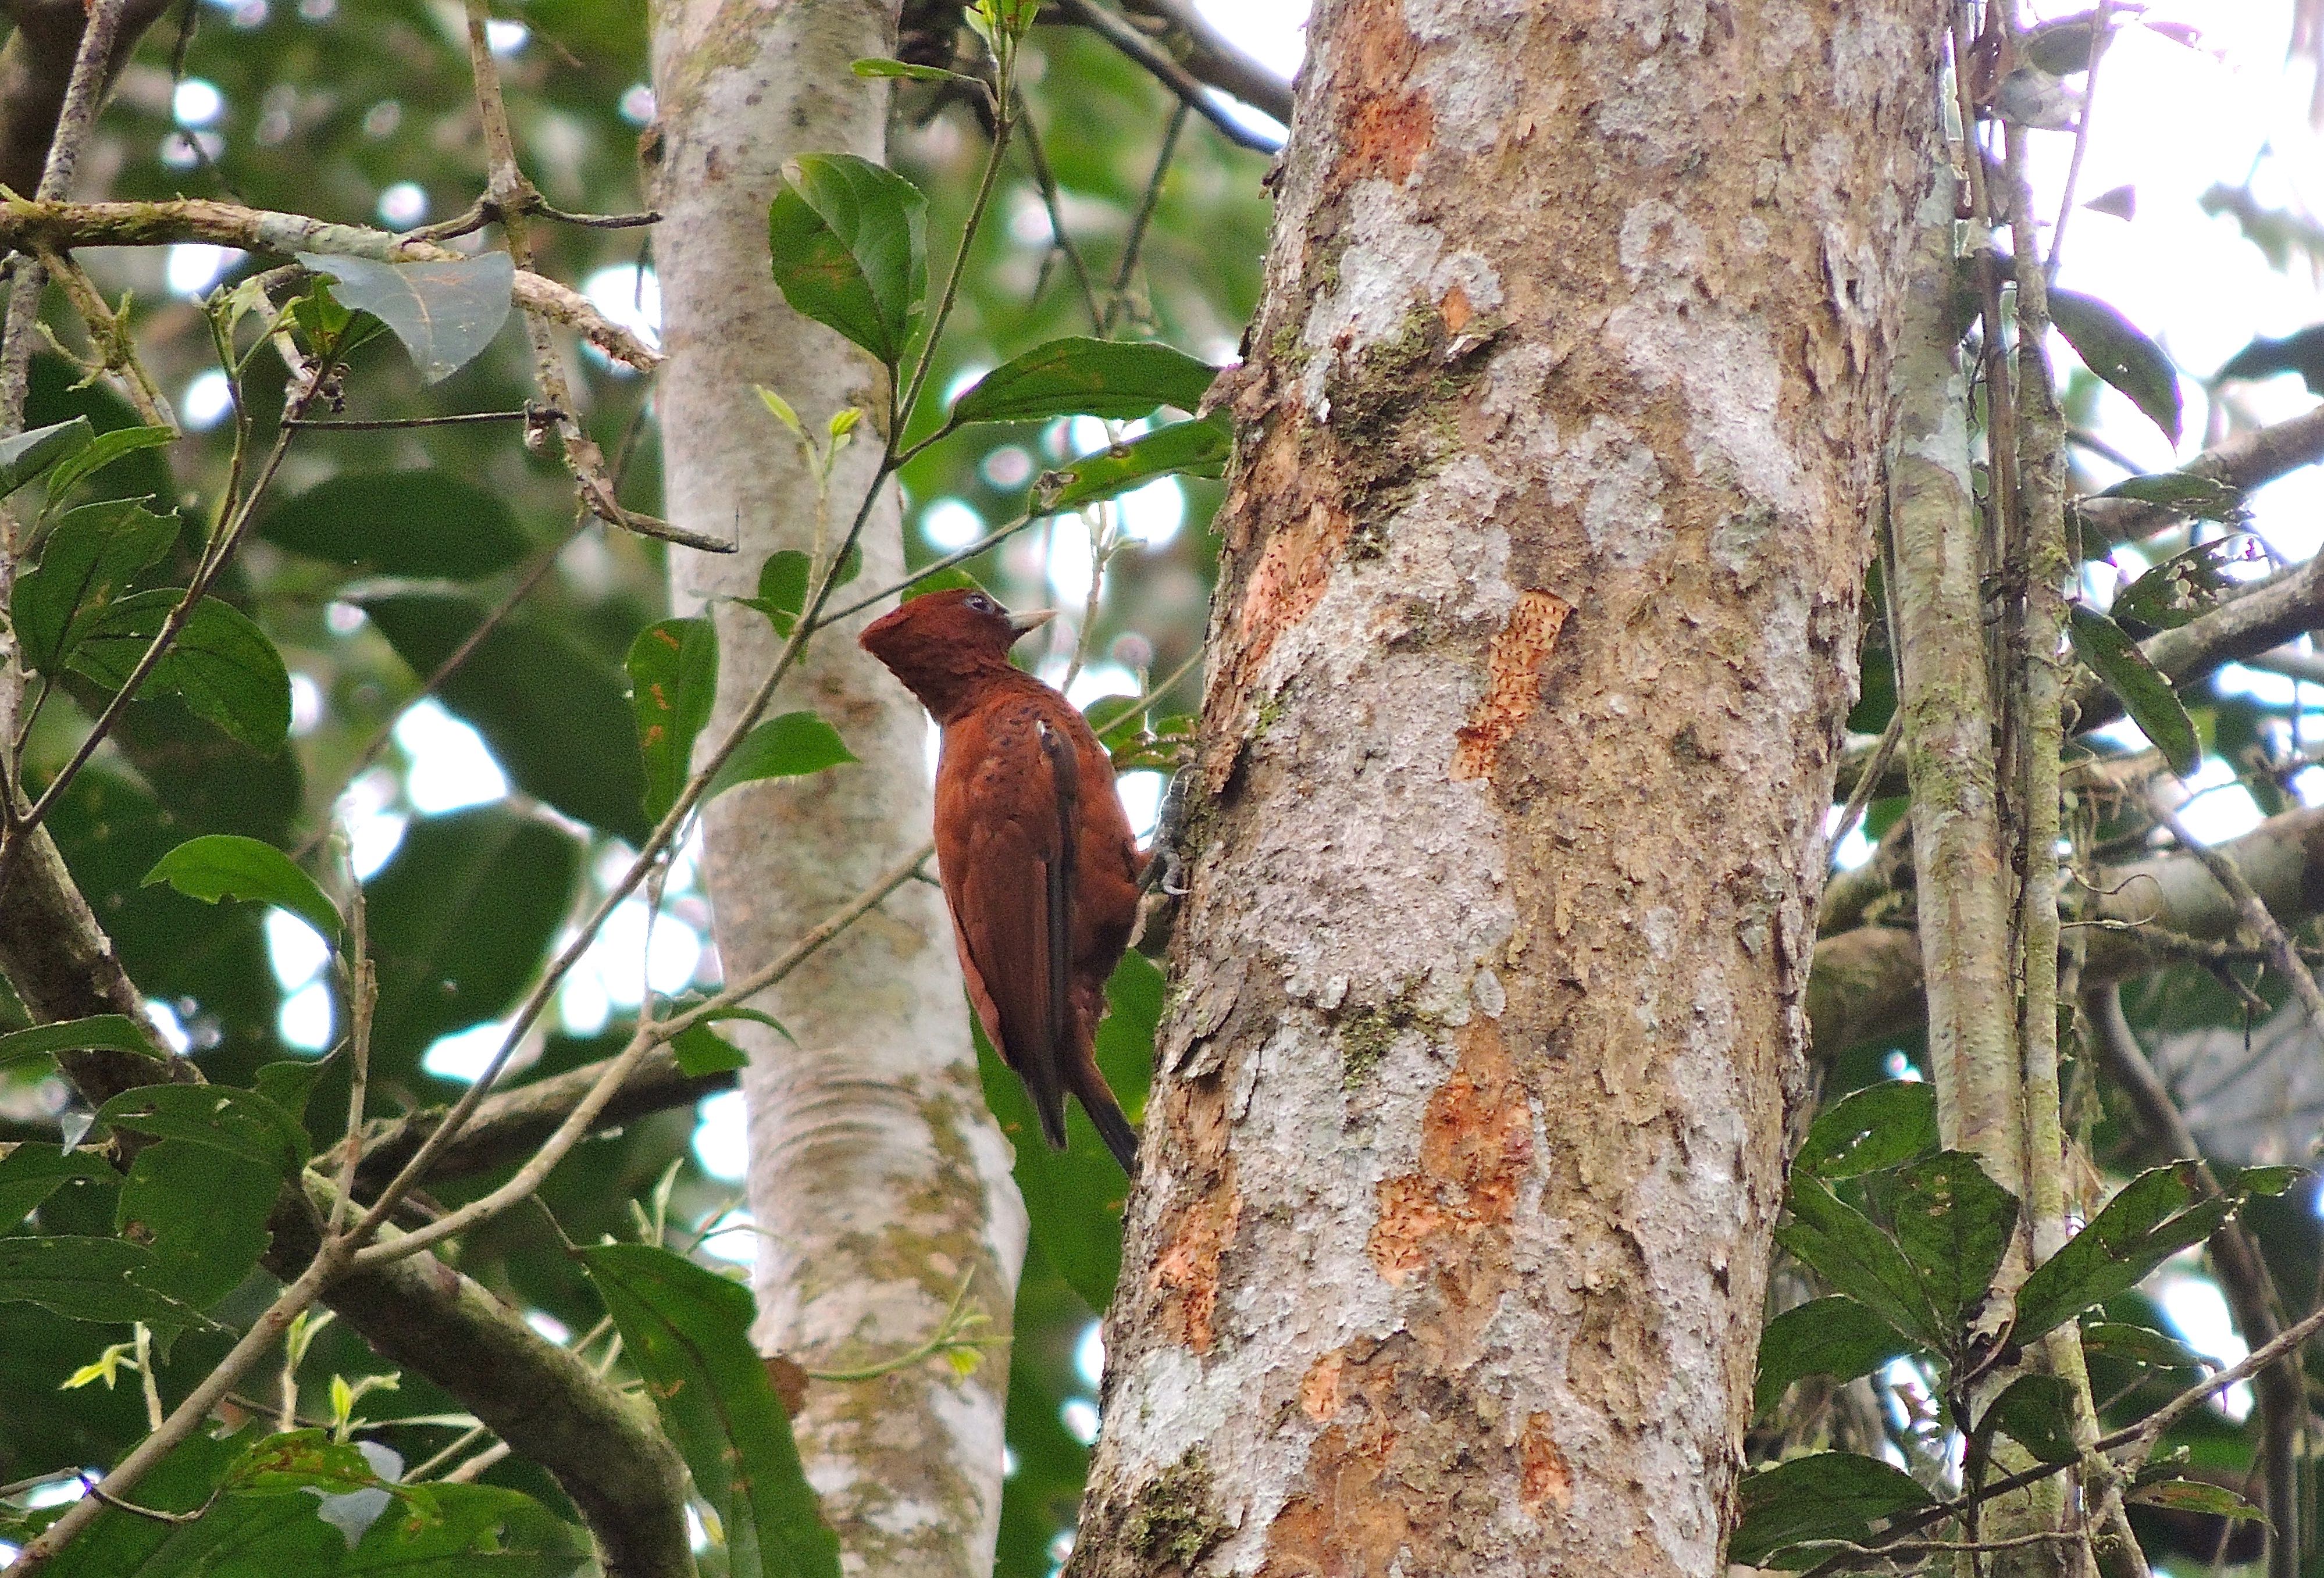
1300,1348,1346,1421
1366,1019,1533,1288
1450,590,1570,781
1518,1413,1573,1517
1260,1403,1410,1576
1329,0,1431,187
1153,1170,1243,1354
1439,283,1472,336
1234,495,1354,680
1343,90,1434,185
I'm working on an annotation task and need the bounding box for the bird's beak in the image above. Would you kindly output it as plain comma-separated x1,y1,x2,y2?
1006,608,1057,636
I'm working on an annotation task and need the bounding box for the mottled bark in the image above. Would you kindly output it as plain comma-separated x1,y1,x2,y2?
1886,166,2017,1180
648,5,1026,1575
1072,4,1945,1575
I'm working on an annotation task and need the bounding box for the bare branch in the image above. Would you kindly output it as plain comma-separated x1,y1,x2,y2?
0,199,662,370
1046,0,1284,152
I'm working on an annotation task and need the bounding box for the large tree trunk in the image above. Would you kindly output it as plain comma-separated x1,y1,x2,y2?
649,6,1026,1575
1071,5,1944,1573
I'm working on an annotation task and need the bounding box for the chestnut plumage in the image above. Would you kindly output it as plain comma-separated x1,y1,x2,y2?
859,588,1143,1173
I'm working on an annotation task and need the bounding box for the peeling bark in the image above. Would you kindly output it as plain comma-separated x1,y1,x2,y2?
1074,4,1945,1573
649,5,1025,1573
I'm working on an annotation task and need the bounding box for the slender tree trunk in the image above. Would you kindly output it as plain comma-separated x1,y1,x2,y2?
649,7,1026,1575
1071,5,1944,1573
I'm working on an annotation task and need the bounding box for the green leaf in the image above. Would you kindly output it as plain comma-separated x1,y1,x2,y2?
222,1429,385,1494
12,497,180,671
671,1023,748,1076
115,1140,279,1312
97,1082,312,1174
2109,537,2255,631
2023,12,2108,73
1039,418,1231,515
0,1237,215,1329
364,806,582,1076
951,338,1218,426
2080,1320,2209,1374
2127,1476,2266,1520
255,1057,328,1131
68,590,294,751
578,1243,842,1578
297,251,518,383
976,951,1159,1309
0,1144,111,1233
741,551,813,636
35,1423,582,1578
628,618,719,824
256,470,532,578
1975,1373,2082,1465
0,416,93,497
142,833,344,943
2219,1162,2302,1198
0,1014,165,1070
35,1423,249,1578
1794,1081,1940,1179
900,566,983,602
2217,323,2324,394
705,712,857,801
1879,1150,2019,1348
1729,1452,1937,1569
2095,472,2247,524
664,999,791,1076
2051,288,2181,444
1776,1172,1940,1350
360,593,651,845
1753,1296,1911,1413
766,153,928,370
342,1482,587,1573
40,425,176,507
2066,605,2197,776
851,56,984,86
2014,1162,2237,1341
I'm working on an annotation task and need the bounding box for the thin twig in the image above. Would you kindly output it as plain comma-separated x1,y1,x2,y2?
2,0,131,433
1830,712,1904,858
346,840,932,1269
1013,95,1102,331
290,511,586,863
1106,100,1189,334
1045,0,1284,153
2155,801,2324,1030
283,408,548,431
33,244,176,430
2045,0,2113,282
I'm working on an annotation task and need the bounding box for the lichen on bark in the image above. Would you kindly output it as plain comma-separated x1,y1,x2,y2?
1072,3,1948,1575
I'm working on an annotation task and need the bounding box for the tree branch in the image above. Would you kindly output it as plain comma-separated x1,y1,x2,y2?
1113,0,1293,126
0,199,662,370
2086,983,2302,1578
1045,0,1284,152
2069,555,2324,734
1811,804,2324,1058
2076,400,2324,546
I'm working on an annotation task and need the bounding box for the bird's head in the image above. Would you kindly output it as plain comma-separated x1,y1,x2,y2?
859,588,1054,719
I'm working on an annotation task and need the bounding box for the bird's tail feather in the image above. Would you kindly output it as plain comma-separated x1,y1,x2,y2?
1079,1087,1140,1176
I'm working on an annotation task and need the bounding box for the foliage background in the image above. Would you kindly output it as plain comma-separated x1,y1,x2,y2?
11,0,2324,1573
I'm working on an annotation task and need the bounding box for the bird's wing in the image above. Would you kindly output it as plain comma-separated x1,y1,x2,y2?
936,698,1080,1149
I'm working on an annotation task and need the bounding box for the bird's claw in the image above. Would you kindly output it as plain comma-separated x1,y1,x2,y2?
1140,767,1194,897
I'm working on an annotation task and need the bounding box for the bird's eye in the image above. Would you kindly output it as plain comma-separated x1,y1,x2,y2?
966,594,996,615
